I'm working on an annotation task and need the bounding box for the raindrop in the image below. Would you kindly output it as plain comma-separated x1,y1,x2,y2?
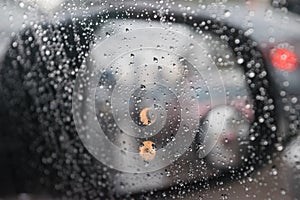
45,50,51,56
291,97,298,103
248,72,255,78
275,143,284,152
140,85,146,90
224,10,231,18
77,94,83,101
183,125,190,132
237,58,244,64
281,189,287,196
19,2,25,8
271,167,278,176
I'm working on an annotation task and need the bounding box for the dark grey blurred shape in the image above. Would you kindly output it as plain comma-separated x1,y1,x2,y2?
272,0,300,15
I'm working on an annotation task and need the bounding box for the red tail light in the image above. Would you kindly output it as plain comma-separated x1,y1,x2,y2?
270,47,298,71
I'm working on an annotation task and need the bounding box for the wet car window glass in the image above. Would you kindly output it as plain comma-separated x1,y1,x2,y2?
0,0,299,199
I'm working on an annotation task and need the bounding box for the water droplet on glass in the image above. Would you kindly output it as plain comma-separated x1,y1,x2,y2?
224,10,231,17
237,58,244,64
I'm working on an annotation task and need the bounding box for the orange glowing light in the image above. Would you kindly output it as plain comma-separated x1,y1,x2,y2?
139,107,154,126
139,141,156,161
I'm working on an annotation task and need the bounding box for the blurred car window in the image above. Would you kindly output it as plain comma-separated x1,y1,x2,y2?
0,0,300,199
